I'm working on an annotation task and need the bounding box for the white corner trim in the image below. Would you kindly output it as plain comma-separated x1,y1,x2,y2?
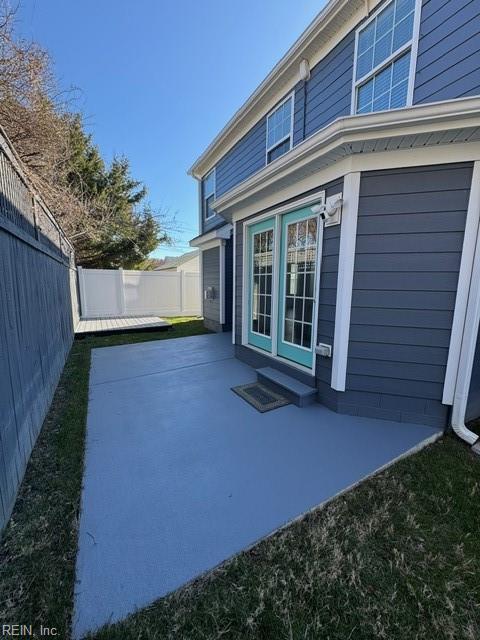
450,190,480,445
232,222,236,343
220,240,226,325
443,160,480,405
331,171,361,391
199,250,204,318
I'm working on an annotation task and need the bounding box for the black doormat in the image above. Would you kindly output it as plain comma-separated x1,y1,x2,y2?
232,382,290,413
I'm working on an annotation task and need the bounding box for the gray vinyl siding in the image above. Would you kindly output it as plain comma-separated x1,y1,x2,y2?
202,246,221,331
341,163,473,427
466,328,480,422
303,31,354,139
215,119,267,198
414,0,480,104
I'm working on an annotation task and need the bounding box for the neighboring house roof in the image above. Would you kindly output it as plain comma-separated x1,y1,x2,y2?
154,250,199,271
188,0,380,178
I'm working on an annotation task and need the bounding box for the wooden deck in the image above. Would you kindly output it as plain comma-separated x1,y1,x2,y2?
75,316,171,336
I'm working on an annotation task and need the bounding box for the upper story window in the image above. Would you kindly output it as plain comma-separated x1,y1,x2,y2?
203,169,216,220
266,94,294,163
353,0,417,114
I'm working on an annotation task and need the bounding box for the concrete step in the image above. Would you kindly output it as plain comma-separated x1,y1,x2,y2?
256,367,317,408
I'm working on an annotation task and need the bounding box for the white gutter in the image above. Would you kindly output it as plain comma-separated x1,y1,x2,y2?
212,96,480,218
450,162,480,455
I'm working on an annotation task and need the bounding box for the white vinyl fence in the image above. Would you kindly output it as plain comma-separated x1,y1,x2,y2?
78,267,201,318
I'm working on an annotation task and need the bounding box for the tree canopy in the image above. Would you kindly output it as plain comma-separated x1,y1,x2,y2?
0,3,171,267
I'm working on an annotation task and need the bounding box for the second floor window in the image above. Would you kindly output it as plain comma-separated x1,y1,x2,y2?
203,169,215,220
353,0,417,114
266,94,294,163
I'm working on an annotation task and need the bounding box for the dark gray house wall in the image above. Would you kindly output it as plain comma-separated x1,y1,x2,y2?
0,144,76,531
215,119,267,199
233,162,472,428
339,163,472,427
202,246,221,332
200,0,480,200
414,0,480,104
466,327,480,422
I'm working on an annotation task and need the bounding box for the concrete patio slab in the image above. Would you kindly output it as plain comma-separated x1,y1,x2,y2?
73,332,440,637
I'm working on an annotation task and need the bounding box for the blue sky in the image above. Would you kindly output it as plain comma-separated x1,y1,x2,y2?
16,0,326,258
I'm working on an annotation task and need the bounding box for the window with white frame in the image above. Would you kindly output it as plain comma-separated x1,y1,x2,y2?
203,169,215,220
353,0,417,114
266,94,294,164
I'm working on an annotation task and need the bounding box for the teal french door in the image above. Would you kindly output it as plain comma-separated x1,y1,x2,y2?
247,217,276,351
277,208,319,368
247,207,319,369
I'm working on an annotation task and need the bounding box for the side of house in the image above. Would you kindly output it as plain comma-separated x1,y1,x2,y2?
155,250,200,273
189,0,480,437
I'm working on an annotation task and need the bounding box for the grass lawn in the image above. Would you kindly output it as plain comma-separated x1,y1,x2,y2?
1,318,479,640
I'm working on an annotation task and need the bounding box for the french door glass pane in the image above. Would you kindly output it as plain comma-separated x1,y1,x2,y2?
252,229,274,336
283,217,317,349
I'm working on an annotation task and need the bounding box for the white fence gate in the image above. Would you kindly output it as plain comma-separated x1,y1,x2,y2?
77,267,201,318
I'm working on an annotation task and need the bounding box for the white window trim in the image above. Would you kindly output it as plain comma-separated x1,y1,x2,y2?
265,92,295,164
241,191,325,375
203,168,216,220
350,0,422,115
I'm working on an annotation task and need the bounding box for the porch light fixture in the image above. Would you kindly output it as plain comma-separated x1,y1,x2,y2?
311,194,343,226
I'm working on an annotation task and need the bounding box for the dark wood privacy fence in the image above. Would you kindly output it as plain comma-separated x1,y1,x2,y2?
0,126,78,531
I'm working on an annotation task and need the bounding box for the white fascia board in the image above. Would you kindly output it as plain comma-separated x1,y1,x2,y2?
189,223,233,248
227,141,480,224
213,97,480,218
188,0,379,178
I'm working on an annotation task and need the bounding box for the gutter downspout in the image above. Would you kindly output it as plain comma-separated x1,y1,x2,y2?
450,167,480,455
